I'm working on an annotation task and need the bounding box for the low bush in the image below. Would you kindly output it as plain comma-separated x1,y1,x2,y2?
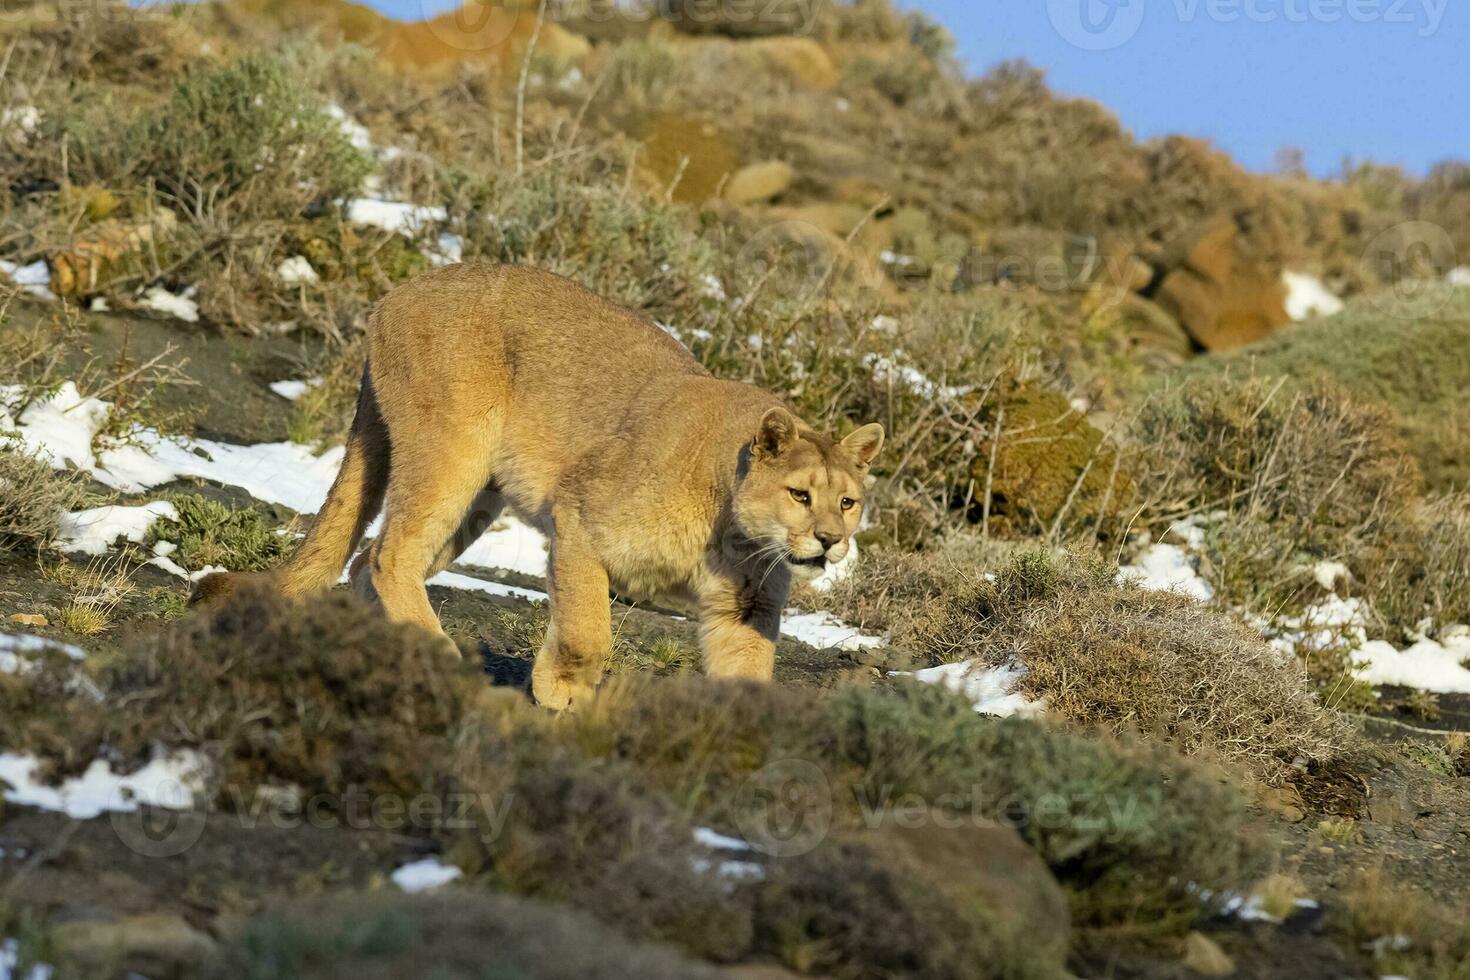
0,448,88,553
1131,376,1418,614
148,494,297,572
217,890,726,980
3,585,1264,970
1188,285,1470,492
829,545,1352,777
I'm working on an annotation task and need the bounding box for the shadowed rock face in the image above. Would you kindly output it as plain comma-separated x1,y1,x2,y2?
1155,219,1290,352
660,0,819,37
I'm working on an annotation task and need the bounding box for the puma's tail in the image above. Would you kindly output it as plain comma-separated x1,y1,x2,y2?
189,366,390,607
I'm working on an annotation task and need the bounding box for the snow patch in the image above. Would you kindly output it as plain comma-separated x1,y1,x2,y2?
0,382,111,472
0,750,206,820
890,660,1044,718
0,259,56,302
427,232,465,267
276,255,320,285
96,432,346,516
345,199,447,236
428,570,547,603
1118,543,1214,602
1,105,41,135
1313,559,1350,591
269,378,323,401
693,827,752,852
779,610,885,652
1354,634,1470,694
0,938,52,980
0,632,88,677
391,857,462,893
1282,271,1344,321
139,285,199,323
323,103,373,154
454,515,549,579
863,352,971,400
56,501,178,556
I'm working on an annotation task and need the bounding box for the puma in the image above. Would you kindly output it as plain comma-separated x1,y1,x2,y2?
193,264,883,709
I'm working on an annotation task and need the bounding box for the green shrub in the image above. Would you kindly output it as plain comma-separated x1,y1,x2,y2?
135,55,371,213
148,494,296,572
218,890,726,980
1186,285,1470,491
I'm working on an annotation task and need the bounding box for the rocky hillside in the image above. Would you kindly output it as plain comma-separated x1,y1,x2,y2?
3,2,1470,979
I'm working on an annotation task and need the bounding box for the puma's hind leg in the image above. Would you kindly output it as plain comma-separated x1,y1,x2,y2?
531,529,611,711
350,485,506,603
367,433,495,647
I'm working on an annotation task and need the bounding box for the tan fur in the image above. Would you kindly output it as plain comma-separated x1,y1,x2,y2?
193,264,883,709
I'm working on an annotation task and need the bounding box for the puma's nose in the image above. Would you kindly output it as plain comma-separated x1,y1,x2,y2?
815,529,843,550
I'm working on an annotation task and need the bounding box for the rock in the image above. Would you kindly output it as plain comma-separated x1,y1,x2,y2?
832,175,890,209
638,112,738,204
739,37,839,90
57,184,122,222
965,384,1128,535
382,8,590,80
49,211,178,297
1082,289,1193,368
723,967,811,980
7,613,49,627
857,818,1070,969
1153,219,1289,351
53,914,219,974
1367,796,1408,826
1183,932,1236,977
724,160,794,205
662,0,815,37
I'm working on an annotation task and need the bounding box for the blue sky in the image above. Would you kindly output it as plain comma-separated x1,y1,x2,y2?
360,0,1468,177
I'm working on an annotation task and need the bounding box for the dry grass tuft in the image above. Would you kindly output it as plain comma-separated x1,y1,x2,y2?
1343,867,1470,980
0,449,89,553
830,543,1353,777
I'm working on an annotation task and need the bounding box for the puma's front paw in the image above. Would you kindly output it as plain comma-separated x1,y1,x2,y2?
531,656,596,711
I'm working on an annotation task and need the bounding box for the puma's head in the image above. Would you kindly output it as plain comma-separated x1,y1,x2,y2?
733,407,884,582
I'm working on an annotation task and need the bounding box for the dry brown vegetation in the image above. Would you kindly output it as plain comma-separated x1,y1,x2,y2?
0,448,88,553
1,583,1265,971
828,546,1352,777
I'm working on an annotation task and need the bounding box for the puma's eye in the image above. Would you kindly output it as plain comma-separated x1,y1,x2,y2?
841,497,858,512
789,488,811,506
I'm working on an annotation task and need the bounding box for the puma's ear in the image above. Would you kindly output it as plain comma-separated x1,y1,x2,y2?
754,407,800,459
841,423,885,469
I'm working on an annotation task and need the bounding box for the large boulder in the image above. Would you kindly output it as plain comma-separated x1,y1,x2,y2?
382,6,590,79
724,160,795,205
638,113,739,203
661,0,818,37
856,819,1071,968
1154,219,1289,351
